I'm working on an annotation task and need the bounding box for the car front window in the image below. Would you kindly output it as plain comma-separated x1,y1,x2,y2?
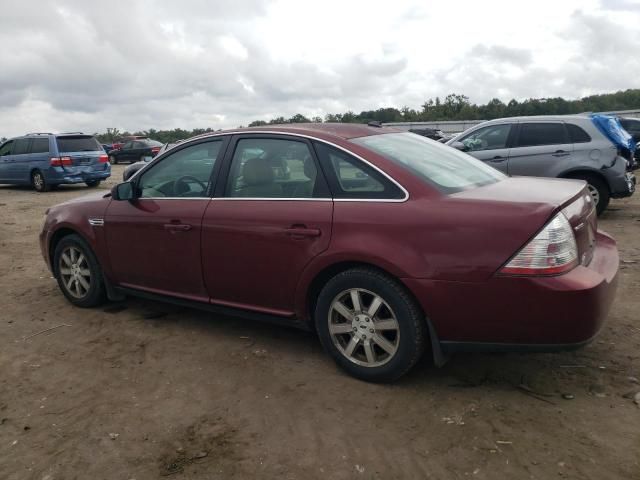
351,132,505,194
137,141,222,198
459,124,511,152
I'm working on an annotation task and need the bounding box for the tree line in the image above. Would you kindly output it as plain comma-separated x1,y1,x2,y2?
87,88,640,144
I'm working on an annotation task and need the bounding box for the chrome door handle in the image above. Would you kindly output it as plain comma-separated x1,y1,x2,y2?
164,223,192,232
285,227,321,238
489,156,506,162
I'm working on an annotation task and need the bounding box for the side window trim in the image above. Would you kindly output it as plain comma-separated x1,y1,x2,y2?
133,136,230,199
214,133,332,200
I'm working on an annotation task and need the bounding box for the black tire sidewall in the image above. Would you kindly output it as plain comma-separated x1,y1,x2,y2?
582,175,610,215
109,155,117,165
86,180,101,188
315,268,426,383
53,234,106,308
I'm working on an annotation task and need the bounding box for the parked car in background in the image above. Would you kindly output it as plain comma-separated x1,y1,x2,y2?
409,127,448,142
0,133,110,192
102,143,114,154
619,117,640,165
447,115,636,214
111,135,149,151
40,123,618,382
122,141,183,180
108,139,163,164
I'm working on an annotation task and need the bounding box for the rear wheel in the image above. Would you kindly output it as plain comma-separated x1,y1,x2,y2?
315,268,427,382
31,170,51,192
85,180,101,188
109,155,117,165
571,174,610,215
53,234,106,307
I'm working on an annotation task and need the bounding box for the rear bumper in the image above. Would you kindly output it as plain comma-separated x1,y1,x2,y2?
404,231,619,350
610,171,636,198
48,165,111,185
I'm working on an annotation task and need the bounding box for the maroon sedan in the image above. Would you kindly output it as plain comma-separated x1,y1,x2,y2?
40,124,619,382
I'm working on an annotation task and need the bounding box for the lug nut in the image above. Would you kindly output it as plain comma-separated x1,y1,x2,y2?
369,329,374,333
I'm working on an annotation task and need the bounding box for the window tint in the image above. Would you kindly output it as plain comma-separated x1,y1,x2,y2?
0,141,13,156
133,141,146,148
517,123,567,147
460,124,511,152
566,124,591,143
351,133,504,195
137,141,222,198
315,141,404,199
30,138,50,154
123,142,133,150
226,138,320,198
13,139,30,155
56,136,102,152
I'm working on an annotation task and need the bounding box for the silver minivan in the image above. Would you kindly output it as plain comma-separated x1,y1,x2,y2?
447,115,636,214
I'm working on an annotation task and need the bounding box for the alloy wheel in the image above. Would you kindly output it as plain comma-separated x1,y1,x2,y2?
58,246,91,299
587,183,600,206
328,288,400,367
33,172,44,189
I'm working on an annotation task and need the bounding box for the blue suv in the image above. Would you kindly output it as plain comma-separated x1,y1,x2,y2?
0,133,111,192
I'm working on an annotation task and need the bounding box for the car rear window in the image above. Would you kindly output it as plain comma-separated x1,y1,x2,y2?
566,124,591,143
351,132,505,194
56,136,102,152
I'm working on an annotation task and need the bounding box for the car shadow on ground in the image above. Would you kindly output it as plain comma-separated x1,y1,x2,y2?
108,295,607,399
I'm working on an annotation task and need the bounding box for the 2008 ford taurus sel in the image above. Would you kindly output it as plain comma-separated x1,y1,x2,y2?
40,123,619,382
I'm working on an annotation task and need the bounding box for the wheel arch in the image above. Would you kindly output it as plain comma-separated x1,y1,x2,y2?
558,168,610,193
301,260,447,367
48,227,92,273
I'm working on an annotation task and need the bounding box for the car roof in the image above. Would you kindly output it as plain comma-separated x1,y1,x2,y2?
194,123,403,143
481,114,593,125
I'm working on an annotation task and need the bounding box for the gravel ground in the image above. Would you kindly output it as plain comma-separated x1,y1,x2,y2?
0,165,639,479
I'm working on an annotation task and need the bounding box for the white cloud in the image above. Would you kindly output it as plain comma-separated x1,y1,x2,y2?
0,0,638,137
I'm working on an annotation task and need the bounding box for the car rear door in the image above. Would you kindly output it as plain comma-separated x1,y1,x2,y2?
7,138,30,182
0,140,15,182
200,134,333,316
23,137,52,183
456,123,513,173
104,137,228,300
507,122,573,177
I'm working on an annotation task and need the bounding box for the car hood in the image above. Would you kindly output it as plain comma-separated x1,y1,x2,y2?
49,190,111,209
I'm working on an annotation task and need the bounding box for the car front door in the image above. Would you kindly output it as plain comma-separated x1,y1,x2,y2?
118,142,135,162
0,140,14,182
201,135,333,316
104,137,228,300
457,123,513,173
507,122,574,177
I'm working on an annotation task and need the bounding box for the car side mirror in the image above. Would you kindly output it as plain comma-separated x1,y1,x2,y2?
111,182,135,201
451,141,468,152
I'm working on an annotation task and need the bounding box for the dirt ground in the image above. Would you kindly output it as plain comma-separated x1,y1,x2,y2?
0,165,639,480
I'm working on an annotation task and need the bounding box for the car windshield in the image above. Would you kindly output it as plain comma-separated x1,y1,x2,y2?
351,132,505,193
56,136,102,152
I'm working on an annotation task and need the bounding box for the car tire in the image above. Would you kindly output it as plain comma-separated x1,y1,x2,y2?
53,234,106,308
31,169,51,192
85,180,101,188
314,267,427,383
571,174,610,215
109,155,117,165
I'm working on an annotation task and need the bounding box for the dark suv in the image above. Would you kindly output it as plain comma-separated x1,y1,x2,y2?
108,139,163,164
0,133,110,192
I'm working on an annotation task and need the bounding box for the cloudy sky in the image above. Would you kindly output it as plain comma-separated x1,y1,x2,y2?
1,0,639,137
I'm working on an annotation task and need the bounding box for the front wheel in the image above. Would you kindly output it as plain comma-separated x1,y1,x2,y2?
109,155,117,165
315,268,427,382
53,234,106,307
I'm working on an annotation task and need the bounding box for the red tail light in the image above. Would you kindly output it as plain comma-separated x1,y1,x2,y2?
151,147,160,154
98,154,108,163
50,156,72,167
